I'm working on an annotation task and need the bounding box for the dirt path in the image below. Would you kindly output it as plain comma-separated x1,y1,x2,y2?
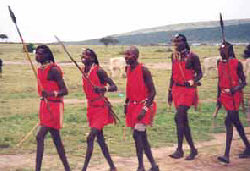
3,60,172,70
3,60,82,67
145,62,172,70
1,128,250,171
64,99,123,105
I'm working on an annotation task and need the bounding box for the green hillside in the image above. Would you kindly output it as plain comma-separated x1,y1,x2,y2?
66,19,250,45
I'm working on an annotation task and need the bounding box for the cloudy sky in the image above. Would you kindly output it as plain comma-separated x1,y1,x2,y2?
1,0,250,43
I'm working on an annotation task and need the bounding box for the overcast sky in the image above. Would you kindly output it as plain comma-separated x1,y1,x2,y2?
1,0,250,43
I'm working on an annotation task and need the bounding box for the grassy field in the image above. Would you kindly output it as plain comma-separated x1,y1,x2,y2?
0,44,249,170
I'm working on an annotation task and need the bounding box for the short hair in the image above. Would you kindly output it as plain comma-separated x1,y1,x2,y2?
36,45,55,62
125,46,139,58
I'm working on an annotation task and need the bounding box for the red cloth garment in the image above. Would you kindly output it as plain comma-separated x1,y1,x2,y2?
126,63,157,127
218,58,243,111
172,54,199,108
82,65,115,130
38,63,64,130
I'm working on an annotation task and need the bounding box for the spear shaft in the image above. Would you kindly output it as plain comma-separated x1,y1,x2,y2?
8,6,52,146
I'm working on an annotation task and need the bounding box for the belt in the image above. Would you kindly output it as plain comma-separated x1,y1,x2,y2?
174,82,200,88
88,96,105,103
129,100,146,105
221,88,231,94
40,98,63,103
174,83,195,88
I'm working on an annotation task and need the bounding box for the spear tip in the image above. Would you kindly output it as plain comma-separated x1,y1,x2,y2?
8,5,17,24
220,13,223,22
54,35,59,40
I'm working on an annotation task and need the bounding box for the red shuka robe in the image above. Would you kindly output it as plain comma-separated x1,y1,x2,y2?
172,54,199,108
82,65,115,130
38,63,64,130
126,63,157,127
218,58,243,111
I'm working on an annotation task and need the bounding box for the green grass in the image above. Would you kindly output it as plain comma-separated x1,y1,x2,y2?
0,44,249,161
0,102,247,156
0,44,246,62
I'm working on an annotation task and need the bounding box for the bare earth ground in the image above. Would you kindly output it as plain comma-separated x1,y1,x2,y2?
3,61,172,70
64,99,123,105
64,99,217,105
1,128,250,171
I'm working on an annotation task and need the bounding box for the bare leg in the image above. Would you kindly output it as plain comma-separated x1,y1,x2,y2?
97,130,116,170
49,128,70,171
36,126,49,171
169,105,187,159
141,131,159,171
133,129,145,171
218,112,233,163
81,128,98,171
183,108,198,160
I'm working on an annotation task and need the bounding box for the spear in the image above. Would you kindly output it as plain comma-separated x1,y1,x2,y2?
54,35,120,123
8,6,51,147
219,13,225,43
8,6,38,77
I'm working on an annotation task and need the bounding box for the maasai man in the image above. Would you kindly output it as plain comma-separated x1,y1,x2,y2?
35,45,70,171
215,41,250,163
168,34,202,160
124,46,159,171
80,48,117,171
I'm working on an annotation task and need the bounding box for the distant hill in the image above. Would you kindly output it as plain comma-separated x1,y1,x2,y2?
66,19,250,45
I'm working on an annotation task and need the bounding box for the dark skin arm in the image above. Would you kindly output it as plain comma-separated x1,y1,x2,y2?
230,61,246,94
42,66,68,98
216,82,222,108
94,68,118,94
192,55,203,83
186,54,203,83
168,54,174,105
213,80,222,118
137,66,156,121
216,60,221,106
142,66,156,107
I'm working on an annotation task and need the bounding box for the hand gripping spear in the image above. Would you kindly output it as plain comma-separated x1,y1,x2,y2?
8,6,51,147
54,35,120,123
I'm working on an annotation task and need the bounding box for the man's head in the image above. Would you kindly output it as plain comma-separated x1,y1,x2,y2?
81,48,99,66
219,41,235,60
247,44,250,50
171,33,190,52
244,44,250,59
124,46,139,66
35,45,54,64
